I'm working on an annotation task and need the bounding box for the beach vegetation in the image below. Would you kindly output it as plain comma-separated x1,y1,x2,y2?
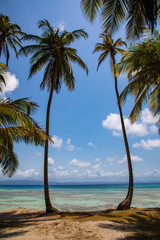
0,14,25,67
81,0,158,41
116,31,160,134
19,19,88,213
93,32,134,210
0,64,53,177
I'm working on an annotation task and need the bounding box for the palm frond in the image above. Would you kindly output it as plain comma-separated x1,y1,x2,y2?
101,0,127,34
81,0,103,22
0,144,18,177
66,48,88,75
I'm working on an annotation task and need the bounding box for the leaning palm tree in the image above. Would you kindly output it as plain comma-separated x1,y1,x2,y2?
19,19,88,213
0,97,53,177
116,32,160,133
93,32,133,209
81,0,158,40
0,14,25,66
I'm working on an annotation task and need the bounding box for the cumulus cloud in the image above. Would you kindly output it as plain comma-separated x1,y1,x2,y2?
51,135,63,149
52,168,69,178
2,167,160,182
66,138,75,151
117,154,143,164
0,72,19,96
133,139,160,150
70,158,91,167
88,142,94,146
14,169,41,179
102,108,157,137
48,157,55,166
140,108,156,124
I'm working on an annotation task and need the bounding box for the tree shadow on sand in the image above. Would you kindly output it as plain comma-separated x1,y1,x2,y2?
98,208,160,239
1,208,160,239
0,209,61,239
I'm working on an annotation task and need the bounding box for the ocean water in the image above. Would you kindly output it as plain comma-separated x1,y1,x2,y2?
0,184,160,211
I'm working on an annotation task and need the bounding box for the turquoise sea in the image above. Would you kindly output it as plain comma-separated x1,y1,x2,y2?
0,184,160,211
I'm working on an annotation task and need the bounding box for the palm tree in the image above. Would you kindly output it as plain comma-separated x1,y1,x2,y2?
0,14,25,66
116,32,160,133
19,19,88,213
0,97,53,177
93,32,133,210
81,0,158,40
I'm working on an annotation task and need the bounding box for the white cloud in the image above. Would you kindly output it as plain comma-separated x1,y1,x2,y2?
57,166,64,170
88,142,94,146
70,158,91,167
92,164,101,171
2,167,160,182
102,113,148,137
117,154,143,164
95,158,100,162
14,169,41,179
52,168,69,177
58,21,65,31
48,157,55,166
143,169,160,177
66,138,75,151
102,108,157,137
133,139,160,150
140,108,156,124
0,72,19,96
66,138,71,145
51,135,63,149
149,125,158,134
112,131,121,136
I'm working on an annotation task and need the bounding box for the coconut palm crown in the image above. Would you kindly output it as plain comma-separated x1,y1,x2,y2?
0,14,25,66
19,19,88,213
93,32,134,210
81,0,158,40
117,32,160,133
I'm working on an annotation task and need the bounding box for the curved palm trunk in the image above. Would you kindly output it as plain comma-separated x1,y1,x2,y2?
112,56,134,210
44,83,59,213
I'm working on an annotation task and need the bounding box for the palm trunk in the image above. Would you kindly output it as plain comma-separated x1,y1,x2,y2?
112,55,134,210
44,83,59,213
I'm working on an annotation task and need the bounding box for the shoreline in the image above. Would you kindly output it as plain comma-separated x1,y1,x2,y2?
0,207,160,239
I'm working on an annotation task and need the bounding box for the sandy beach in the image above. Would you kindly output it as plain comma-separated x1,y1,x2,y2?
0,207,160,240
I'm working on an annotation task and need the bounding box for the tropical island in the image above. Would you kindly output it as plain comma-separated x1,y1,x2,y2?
0,0,160,239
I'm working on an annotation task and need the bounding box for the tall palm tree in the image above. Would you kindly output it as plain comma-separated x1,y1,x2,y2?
0,97,53,177
81,0,158,40
0,14,25,66
116,32,160,133
93,32,133,209
19,19,88,213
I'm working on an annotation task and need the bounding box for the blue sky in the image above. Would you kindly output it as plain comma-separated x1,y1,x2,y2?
0,0,160,183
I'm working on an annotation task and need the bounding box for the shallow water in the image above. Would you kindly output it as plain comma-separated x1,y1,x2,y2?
0,184,160,211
